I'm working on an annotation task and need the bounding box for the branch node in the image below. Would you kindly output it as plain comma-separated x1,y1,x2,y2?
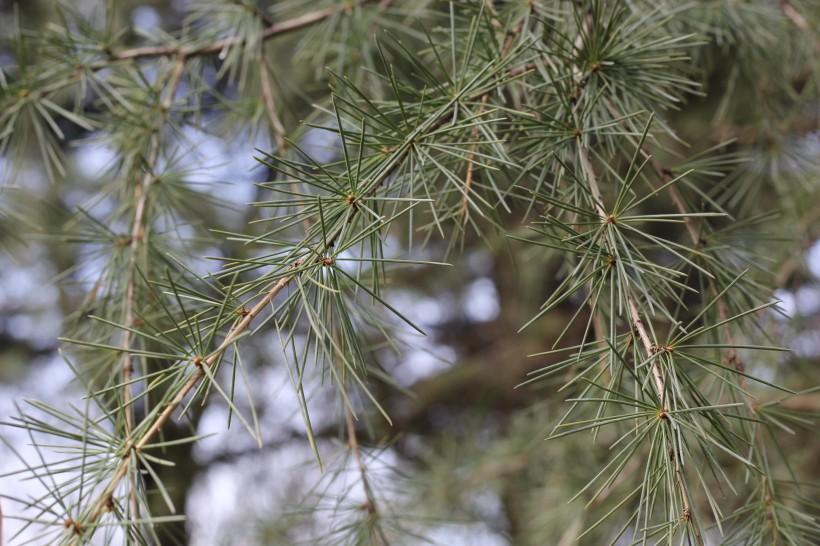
63,518,84,535
724,349,745,373
114,236,133,248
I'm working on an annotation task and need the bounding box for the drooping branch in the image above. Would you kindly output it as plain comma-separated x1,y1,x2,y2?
556,13,703,538
577,148,704,545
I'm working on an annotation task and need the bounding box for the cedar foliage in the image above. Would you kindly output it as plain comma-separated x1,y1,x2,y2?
1,1,819,544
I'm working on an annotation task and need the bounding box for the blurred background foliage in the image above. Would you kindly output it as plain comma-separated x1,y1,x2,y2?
0,1,819,545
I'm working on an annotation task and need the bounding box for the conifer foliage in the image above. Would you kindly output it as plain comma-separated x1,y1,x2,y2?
1,1,819,544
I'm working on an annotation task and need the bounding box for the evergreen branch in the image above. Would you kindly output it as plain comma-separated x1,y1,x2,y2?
73,79,462,541
652,151,792,546
73,273,293,544
4,2,818,543
578,149,705,545
600,91,797,543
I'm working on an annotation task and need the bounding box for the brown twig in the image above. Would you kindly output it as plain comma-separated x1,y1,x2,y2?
460,94,490,219
334,317,379,534
460,13,526,218
258,57,287,151
779,0,811,33
258,53,316,236
117,54,187,527
107,2,376,63
345,404,379,531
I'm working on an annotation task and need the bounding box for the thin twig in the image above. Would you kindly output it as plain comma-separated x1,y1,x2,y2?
107,2,376,63
459,94,489,219
460,16,525,218
779,0,810,32
345,400,379,535
258,54,315,235
117,54,186,527
258,57,286,151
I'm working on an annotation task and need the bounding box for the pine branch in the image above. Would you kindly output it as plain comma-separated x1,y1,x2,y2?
74,272,292,543
74,90,447,541
578,149,704,545
563,12,704,539
599,86,802,543
5,2,818,544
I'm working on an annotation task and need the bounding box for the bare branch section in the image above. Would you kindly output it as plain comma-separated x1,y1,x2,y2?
108,1,376,62
779,0,810,32
460,14,525,219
